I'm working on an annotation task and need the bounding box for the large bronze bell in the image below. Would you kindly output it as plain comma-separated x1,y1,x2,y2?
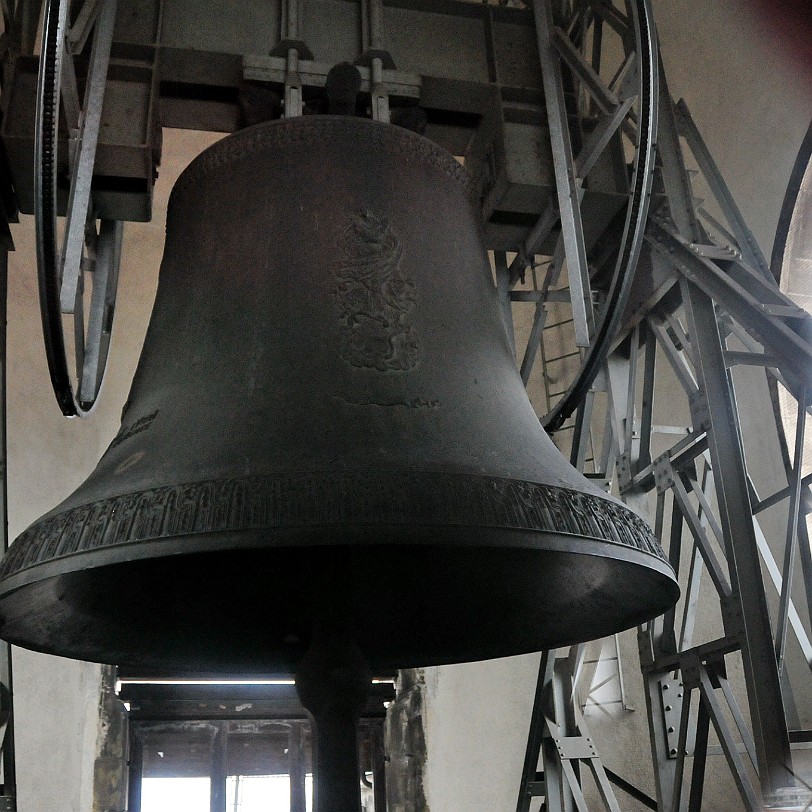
0,117,677,673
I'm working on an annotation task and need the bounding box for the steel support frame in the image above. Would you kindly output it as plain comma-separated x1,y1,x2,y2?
681,280,793,796
518,649,658,812
516,89,812,811
623,276,812,807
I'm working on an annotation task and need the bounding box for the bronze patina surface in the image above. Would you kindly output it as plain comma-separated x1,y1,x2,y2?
0,117,678,673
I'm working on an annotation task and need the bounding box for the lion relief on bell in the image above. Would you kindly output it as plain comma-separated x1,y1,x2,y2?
333,209,421,372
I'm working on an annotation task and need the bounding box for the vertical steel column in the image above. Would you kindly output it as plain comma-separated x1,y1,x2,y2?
281,0,304,117
639,652,678,810
516,653,549,812
495,252,516,359
531,0,593,348
370,721,386,812
289,721,307,812
366,0,390,123
209,722,228,812
681,282,794,797
544,654,575,812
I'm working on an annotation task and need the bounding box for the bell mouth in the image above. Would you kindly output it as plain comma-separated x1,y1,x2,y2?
0,526,678,674
0,471,678,670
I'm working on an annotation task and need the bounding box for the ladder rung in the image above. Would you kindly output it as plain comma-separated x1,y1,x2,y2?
544,318,575,330
545,350,581,363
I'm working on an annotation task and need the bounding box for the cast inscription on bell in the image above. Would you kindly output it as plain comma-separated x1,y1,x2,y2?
333,209,420,372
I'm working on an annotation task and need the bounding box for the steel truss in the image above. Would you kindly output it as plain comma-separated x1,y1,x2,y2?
514,86,812,812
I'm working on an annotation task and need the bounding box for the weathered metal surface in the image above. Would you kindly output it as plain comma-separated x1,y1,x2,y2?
118,680,393,721
0,117,676,674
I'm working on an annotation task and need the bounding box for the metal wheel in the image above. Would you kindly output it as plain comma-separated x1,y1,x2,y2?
514,0,658,432
35,0,121,417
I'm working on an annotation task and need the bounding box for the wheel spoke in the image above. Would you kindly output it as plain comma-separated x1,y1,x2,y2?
80,219,122,406
60,0,117,313
532,0,593,349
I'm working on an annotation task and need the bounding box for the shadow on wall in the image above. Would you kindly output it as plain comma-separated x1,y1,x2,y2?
744,0,812,91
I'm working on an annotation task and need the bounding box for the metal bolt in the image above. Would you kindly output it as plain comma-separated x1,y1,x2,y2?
668,727,675,733
665,705,672,711
670,748,677,756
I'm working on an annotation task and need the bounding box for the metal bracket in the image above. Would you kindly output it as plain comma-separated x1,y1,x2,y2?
553,735,599,761
689,242,741,261
243,55,421,99
652,453,675,494
617,451,633,490
688,389,711,433
658,677,685,758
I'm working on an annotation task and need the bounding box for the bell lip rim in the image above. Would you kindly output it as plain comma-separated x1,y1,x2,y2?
0,531,681,674
0,524,679,600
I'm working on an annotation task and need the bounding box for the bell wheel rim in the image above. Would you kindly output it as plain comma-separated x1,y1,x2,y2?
34,0,122,418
